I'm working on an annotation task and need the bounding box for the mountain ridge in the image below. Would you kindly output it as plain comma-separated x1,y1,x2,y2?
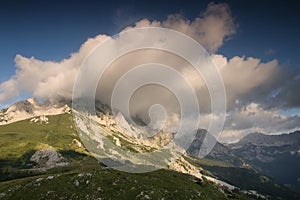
1,99,300,199
0,98,71,125
232,131,300,147
228,131,300,189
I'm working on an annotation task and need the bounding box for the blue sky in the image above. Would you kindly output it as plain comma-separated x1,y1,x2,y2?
1,0,299,83
0,0,299,141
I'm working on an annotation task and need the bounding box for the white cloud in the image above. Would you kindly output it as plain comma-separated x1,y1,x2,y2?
126,3,236,53
220,102,300,143
0,34,110,103
212,54,281,109
0,2,299,142
0,3,235,104
164,3,235,53
0,78,18,102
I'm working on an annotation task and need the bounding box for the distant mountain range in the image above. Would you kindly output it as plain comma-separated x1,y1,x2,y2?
232,132,300,148
229,131,300,189
188,129,300,190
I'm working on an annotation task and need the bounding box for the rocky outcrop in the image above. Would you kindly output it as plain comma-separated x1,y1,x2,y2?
0,98,71,125
168,156,203,180
30,148,68,170
29,115,49,124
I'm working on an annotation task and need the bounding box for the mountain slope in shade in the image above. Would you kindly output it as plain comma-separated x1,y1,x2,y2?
187,129,244,167
0,165,247,200
229,132,300,189
186,130,300,198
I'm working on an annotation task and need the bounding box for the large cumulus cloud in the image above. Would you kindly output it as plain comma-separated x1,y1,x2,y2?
0,3,299,142
0,3,235,103
0,34,110,103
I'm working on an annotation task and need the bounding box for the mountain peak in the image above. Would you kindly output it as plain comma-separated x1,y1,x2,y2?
234,131,300,147
27,97,40,106
0,98,71,125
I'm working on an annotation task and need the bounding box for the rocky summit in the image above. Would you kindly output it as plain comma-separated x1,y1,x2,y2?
0,98,71,125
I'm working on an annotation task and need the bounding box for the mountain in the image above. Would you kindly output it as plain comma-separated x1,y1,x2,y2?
0,99,251,200
231,132,300,147
228,132,300,189
1,98,300,199
187,130,300,190
0,98,70,125
187,129,244,167
186,130,300,199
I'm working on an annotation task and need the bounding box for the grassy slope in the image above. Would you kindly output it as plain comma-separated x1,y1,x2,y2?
0,114,82,160
0,113,88,182
0,114,248,200
0,165,247,200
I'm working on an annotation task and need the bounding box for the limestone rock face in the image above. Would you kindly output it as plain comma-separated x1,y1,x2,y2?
0,98,71,125
30,149,69,170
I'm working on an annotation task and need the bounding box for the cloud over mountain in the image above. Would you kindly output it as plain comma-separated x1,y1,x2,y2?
0,3,299,142
0,3,235,103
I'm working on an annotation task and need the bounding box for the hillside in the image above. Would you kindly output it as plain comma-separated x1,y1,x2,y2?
228,132,300,189
0,164,245,200
0,112,249,200
0,100,299,199
187,129,243,167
